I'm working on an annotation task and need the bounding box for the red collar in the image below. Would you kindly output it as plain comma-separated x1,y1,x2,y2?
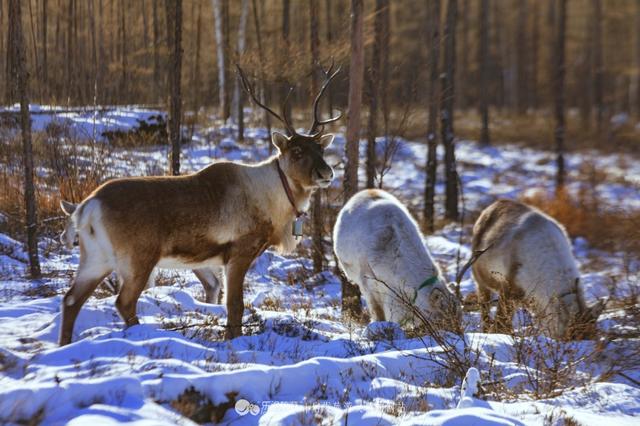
276,160,304,217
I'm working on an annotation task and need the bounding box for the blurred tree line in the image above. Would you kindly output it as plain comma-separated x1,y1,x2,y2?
1,0,639,121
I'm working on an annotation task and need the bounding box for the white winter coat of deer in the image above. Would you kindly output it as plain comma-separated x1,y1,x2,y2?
471,199,603,339
333,189,461,328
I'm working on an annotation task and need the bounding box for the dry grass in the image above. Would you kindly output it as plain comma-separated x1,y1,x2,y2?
521,187,640,256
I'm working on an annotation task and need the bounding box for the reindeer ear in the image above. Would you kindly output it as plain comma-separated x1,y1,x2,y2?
272,131,289,152
318,133,334,149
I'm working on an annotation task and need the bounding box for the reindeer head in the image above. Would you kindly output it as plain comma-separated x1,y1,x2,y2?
553,278,606,340
237,63,341,189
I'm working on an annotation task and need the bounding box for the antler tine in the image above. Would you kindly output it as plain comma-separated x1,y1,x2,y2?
236,65,296,136
308,61,343,135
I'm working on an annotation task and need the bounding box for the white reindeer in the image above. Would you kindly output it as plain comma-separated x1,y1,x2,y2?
333,189,461,329
471,199,604,339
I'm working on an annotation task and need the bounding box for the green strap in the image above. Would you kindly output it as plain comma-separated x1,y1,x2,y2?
412,275,439,303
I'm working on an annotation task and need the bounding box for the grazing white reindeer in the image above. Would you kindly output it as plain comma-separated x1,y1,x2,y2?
471,199,604,339
58,65,342,345
333,189,461,329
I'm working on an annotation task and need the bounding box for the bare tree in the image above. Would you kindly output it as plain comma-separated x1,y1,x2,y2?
343,0,364,203
166,0,182,176
366,0,386,189
459,0,469,109
234,0,249,141
342,0,365,317
516,0,528,114
251,0,272,140
424,0,441,232
592,0,604,133
309,0,325,273
478,0,490,146
213,0,230,121
442,0,459,221
42,0,48,89
554,0,567,189
153,0,161,98
8,0,41,277
119,0,127,101
635,0,640,118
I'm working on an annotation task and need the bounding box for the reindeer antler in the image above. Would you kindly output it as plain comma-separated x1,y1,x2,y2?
308,59,343,135
236,65,298,137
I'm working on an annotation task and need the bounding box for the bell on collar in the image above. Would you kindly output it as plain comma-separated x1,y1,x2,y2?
292,216,305,237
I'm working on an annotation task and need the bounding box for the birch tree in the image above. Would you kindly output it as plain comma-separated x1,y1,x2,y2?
213,0,230,121
8,0,41,277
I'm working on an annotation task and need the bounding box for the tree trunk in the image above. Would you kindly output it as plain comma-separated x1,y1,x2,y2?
478,0,490,146
281,0,291,124
424,0,441,232
530,1,539,110
166,0,182,176
366,0,386,189
191,0,204,141
554,0,567,190
153,0,161,99
120,0,127,102
42,0,48,91
592,0,604,133
344,0,364,203
380,0,390,138
442,0,459,221
342,0,365,317
635,0,640,117
459,0,469,109
8,0,41,278
516,0,528,114
234,0,249,141
65,0,73,100
251,0,272,139
309,0,325,273
213,0,230,121
325,0,333,116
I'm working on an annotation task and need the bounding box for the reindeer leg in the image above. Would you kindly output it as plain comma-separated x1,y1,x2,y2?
115,259,155,328
224,255,253,339
495,289,515,334
194,267,224,304
477,285,493,333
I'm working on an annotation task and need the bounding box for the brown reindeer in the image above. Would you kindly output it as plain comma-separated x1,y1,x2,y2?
471,199,605,340
58,65,341,345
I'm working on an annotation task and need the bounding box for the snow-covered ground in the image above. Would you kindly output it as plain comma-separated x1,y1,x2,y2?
0,108,639,425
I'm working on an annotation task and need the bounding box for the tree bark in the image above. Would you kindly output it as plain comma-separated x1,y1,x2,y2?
325,0,334,116
234,0,249,141
442,0,459,221
516,0,528,114
478,0,490,146
8,0,41,278
366,0,386,189
153,0,161,99
42,0,48,90
213,0,230,121
166,0,182,176
309,0,325,273
342,0,365,317
554,0,567,190
251,0,272,139
530,0,539,109
119,0,127,102
424,0,441,232
592,0,604,133
635,0,640,117
459,0,469,109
